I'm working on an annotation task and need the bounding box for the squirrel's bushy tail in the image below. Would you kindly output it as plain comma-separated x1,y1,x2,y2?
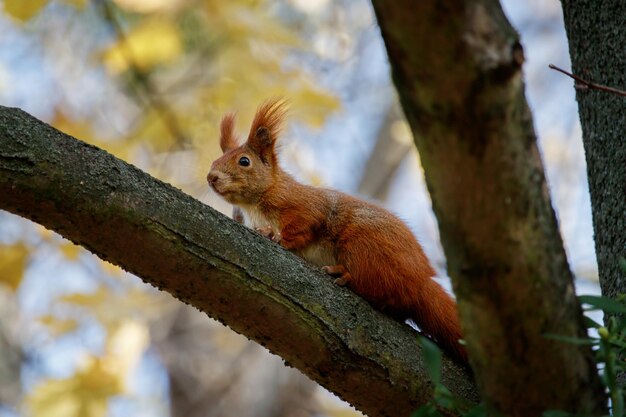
409,281,468,364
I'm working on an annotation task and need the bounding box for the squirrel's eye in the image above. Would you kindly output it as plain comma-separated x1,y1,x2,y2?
238,156,251,167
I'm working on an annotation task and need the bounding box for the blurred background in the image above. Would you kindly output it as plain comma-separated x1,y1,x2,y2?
0,0,600,416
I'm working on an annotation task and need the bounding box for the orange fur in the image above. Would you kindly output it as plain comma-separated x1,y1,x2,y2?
220,113,239,152
207,100,468,363
247,97,288,144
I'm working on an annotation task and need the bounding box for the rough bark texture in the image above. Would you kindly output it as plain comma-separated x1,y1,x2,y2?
371,1,607,416
561,0,626,387
0,106,478,417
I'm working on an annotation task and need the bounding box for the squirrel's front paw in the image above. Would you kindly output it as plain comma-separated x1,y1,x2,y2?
255,225,274,238
255,226,282,244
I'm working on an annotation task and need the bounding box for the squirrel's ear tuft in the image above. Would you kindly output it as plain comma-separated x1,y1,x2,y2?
247,98,288,163
220,113,239,152
254,126,271,148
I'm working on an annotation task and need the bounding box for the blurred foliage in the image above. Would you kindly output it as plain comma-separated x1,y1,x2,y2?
0,0,342,416
101,18,183,73
4,0,87,21
415,288,626,417
412,291,626,417
0,243,28,292
544,292,626,417
3,0,48,21
27,320,148,417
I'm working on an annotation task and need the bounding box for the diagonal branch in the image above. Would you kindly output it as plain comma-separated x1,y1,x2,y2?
0,106,478,417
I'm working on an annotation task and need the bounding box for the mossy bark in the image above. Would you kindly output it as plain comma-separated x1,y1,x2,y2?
561,0,626,385
371,1,607,416
0,106,478,417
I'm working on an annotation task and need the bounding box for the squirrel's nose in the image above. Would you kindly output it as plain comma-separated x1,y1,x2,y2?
207,172,219,186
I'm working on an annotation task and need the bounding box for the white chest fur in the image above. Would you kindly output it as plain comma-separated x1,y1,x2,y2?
237,205,337,267
238,205,278,231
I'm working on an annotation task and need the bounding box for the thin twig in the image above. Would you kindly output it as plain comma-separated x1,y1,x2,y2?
549,64,626,98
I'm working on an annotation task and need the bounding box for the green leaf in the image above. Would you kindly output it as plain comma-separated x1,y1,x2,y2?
544,333,596,346
433,386,455,410
583,315,603,329
609,339,626,349
579,295,626,314
612,388,624,417
419,337,442,385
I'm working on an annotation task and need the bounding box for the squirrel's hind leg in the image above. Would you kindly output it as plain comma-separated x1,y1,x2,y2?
321,264,351,286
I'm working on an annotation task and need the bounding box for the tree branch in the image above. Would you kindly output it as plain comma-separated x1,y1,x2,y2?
549,64,626,97
0,106,478,417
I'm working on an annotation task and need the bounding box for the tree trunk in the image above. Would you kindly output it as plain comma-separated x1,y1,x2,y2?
358,102,411,201
560,0,626,385
0,106,478,417
371,1,607,416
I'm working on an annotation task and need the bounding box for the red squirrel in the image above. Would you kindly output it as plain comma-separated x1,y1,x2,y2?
207,99,467,363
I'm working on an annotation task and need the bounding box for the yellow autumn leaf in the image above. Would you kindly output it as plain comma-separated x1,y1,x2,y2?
26,356,123,417
0,243,29,292
59,242,81,261
60,288,109,307
59,288,121,332
26,323,149,417
291,89,341,128
26,380,82,417
61,287,167,331
3,0,48,22
38,315,79,336
101,19,182,74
